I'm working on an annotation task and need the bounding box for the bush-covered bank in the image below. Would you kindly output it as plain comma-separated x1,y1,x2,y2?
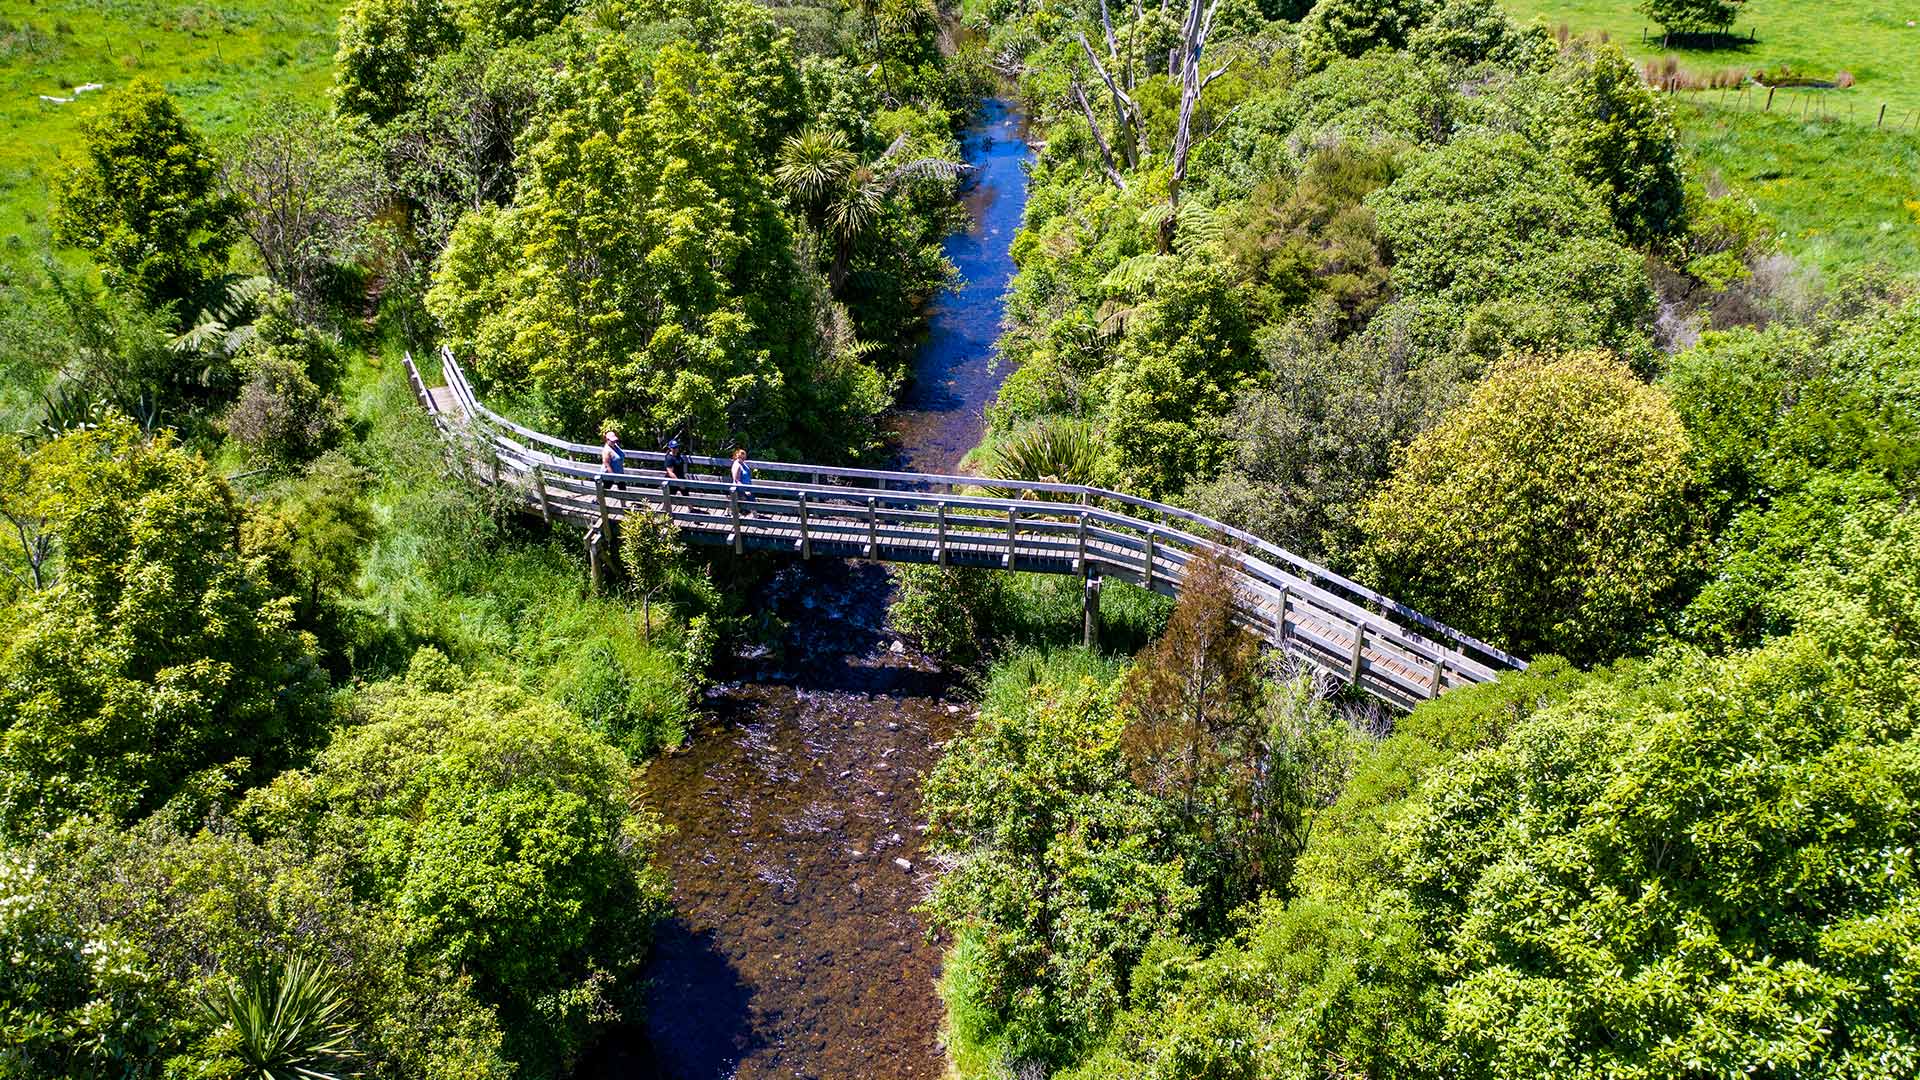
914,2,1920,1077
0,0,994,1072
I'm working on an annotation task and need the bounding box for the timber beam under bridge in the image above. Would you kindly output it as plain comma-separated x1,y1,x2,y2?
405,348,1525,709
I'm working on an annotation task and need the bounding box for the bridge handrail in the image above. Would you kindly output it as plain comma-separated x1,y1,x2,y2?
414,348,1525,679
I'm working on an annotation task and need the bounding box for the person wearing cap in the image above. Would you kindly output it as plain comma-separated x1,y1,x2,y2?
601,428,626,476
663,438,685,484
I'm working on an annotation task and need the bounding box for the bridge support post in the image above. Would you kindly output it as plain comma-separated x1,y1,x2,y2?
1083,573,1103,649
588,527,604,595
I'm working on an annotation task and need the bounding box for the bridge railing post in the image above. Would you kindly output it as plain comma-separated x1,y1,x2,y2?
1275,585,1289,647
729,485,743,554
867,497,879,560
1005,505,1018,568
1348,622,1366,684
1075,509,1089,575
533,463,552,523
1142,528,1156,589
937,502,949,566
798,491,811,558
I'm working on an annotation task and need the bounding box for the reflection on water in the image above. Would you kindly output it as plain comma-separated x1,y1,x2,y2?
586,100,1029,1079
888,97,1035,476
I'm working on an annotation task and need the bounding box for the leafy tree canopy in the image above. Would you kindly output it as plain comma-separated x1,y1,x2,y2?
1360,351,1695,662
0,419,329,837
50,79,240,320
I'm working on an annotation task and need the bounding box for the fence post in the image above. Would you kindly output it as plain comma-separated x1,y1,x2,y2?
1765,86,1775,111
1879,103,1888,128
798,491,811,559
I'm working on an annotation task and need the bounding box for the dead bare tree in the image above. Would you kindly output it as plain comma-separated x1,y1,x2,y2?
1165,0,1233,250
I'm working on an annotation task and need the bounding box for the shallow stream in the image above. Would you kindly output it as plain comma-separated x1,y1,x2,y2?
587,99,1032,1079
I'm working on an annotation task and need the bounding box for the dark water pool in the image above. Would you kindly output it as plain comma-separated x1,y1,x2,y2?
584,99,1029,1079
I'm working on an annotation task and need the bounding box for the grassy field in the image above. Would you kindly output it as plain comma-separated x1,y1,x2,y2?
0,0,340,267
1502,1,1920,121
1674,98,1920,278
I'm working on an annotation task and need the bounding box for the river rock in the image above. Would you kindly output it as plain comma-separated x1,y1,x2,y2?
893,857,913,872
889,640,906,654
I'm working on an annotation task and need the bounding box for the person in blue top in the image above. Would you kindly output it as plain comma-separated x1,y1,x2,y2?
601,429,625,475
731,448,755,506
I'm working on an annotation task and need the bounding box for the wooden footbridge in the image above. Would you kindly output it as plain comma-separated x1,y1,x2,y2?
406,348,1524,708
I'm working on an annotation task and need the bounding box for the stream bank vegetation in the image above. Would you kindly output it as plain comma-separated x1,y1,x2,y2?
0,0,1915,1075
0,0,986,1074
915,1,1920,1078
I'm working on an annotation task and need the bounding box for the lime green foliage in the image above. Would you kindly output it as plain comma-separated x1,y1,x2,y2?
1674,100,1920,278
923,672,1197,1064
1664,292,1920,649
931,590,1362,1075
1360,352,1695,662
1,648,663,1078
333,0,460,122
1302,0,1434,59
49,79,239,318
0,418,330,837
1057,516,1920,1077
0,0,338,271
1102,259,1260,497
1367,132,1653,367
426,5,891,456
890,566,1172,668
295,649,667,1071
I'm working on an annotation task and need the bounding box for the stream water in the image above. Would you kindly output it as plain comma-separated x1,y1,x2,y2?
586,99,1032,1079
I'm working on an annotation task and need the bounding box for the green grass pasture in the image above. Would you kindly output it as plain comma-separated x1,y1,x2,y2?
1501,1,1920,121
0,0,341,264
1673,98,1920,277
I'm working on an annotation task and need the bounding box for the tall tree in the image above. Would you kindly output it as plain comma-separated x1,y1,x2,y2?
51,80,240,321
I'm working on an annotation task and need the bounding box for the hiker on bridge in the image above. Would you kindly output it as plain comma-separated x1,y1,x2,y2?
664,439,686,493
601,429,625,476
731,448,756,506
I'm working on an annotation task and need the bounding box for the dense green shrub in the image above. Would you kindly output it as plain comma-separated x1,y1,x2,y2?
1301,0,1433,60
1368,132,1654,367
1549,44,1688,245
1360,351,1696,663
50,80,239,321
0,420,330,837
